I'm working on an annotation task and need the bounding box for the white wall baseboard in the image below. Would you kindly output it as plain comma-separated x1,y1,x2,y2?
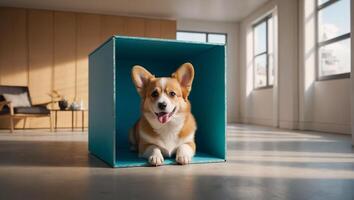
299,121,350,135
240,117,273,127
279,120,299,130
239,118,350,134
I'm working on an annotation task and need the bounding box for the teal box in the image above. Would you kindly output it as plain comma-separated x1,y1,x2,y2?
89,36,226,167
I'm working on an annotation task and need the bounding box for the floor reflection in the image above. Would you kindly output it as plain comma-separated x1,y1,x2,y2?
0,124,353,199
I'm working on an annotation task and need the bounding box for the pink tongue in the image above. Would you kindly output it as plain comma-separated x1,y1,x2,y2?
158,113,169,123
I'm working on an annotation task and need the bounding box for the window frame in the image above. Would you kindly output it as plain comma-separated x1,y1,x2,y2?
252,14,273,90
176,30,227,44
316,0,351,81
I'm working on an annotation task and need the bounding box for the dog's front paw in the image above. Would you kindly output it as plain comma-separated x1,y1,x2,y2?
176,144,194,165
176,155,192,165
143,146,164,167
148,154,164,166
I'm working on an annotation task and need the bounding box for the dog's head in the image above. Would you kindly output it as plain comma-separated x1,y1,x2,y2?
131,63,194,125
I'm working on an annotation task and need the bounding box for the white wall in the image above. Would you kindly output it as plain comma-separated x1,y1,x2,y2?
239,0,350,134
179,0,351,134
299,0,351,134
177,19,240,123
239,1,277,127
239,0,299,128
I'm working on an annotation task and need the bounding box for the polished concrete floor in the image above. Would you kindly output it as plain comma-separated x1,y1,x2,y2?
0,124,353,200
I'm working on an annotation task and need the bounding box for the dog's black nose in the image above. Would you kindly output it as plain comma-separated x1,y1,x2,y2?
158,102,167,110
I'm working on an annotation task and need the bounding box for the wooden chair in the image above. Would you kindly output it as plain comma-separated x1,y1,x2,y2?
0,85,53,133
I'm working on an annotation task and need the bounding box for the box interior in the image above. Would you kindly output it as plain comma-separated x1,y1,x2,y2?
114,37,226,167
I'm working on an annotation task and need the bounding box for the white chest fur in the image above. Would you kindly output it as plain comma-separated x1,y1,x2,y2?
155,120,183,157
141,113,194,157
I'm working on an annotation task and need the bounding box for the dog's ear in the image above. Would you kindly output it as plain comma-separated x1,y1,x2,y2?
172,62,195,99
131,65,155,97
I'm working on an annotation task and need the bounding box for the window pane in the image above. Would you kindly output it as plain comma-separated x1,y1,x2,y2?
319,38,351,76
254,21,267,55
254,54,267,88
318,0,350,42
268,54,274,85
318,0,330,6
208,34,226,44
267,17,274,85
177,32,207,42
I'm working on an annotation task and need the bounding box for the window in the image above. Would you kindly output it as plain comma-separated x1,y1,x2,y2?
208,33,227,44
253,15,274,89
177,31,227,44
317,0,351,80
176,32,206,43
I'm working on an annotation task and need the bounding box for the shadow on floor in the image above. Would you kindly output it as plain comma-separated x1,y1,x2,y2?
58,173,354,200
0,140,109,168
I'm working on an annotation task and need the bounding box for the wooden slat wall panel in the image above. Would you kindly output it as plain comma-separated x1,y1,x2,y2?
76,13,101,127
0,8,28,86
0,8,28,129
28,10,53,105
53,11,77,128
27,10,54,128
125,18,145,37
161,20,176,39
145,19,161,38
100,15,126,42
0,7,176,129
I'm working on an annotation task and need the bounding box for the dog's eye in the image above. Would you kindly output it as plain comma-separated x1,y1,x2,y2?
169,91,176,97
151,90,159,97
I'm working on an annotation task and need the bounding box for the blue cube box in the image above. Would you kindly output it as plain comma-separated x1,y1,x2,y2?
88,36,226,167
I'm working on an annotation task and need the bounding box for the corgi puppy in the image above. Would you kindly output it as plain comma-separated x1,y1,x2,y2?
129,63,197,166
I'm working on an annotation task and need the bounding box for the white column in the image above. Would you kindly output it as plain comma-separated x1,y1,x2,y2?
277,0,299,129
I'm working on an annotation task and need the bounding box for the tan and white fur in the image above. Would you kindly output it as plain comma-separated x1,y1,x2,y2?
129,63,197,166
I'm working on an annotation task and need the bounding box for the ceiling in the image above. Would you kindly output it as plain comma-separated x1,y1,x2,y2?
0,0,269,22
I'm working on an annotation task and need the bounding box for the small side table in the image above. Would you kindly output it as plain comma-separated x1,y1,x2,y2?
51,109,88,131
